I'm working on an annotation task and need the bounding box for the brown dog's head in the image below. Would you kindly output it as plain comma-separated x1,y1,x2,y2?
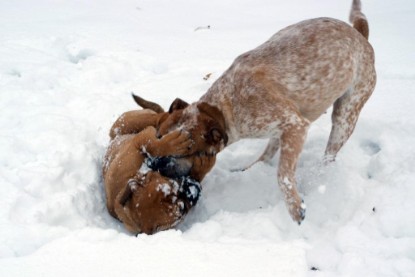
118,171,201,235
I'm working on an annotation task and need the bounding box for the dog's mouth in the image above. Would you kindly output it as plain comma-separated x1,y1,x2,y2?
145,151,215,180
145,156,192,179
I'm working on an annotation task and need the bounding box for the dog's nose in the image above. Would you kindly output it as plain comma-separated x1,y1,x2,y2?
146,156,192,178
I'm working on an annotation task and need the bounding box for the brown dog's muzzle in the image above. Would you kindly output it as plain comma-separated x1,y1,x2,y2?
145,156,193,179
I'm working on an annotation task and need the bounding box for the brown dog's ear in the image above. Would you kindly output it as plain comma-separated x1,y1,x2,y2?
205,127,228,146
197,102,228,146
118,185,133,207
205,128,224,145
132,93,165,113
118,179,140,206
168,98,189,113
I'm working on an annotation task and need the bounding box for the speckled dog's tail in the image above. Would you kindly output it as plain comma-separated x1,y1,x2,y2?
349,0,369,39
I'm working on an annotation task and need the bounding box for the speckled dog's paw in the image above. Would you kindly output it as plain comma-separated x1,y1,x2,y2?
288,198,306,225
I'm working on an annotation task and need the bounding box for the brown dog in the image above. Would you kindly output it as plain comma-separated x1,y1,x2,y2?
152,0,376,224
103,100,215,235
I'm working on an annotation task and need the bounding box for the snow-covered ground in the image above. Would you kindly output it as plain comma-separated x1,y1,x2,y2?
1,0,414,276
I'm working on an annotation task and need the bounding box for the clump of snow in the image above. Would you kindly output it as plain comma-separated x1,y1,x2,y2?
300,202,306,210
1,0,414,276
138,162,151,174
187,184,199,199
156,183,172,196
318,185,326,194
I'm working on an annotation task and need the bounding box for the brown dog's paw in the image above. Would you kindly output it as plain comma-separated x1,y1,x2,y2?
154,130,193,157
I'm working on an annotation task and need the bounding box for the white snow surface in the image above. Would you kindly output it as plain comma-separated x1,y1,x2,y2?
1,0,414,276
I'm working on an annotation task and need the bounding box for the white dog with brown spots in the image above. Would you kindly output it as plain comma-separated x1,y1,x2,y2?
154,0,376,224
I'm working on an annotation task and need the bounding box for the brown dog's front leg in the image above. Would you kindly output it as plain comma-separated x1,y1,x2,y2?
278,118,309,224
109,110,161,139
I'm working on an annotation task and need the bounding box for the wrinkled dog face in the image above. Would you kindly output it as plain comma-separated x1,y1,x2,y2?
123,172,191,234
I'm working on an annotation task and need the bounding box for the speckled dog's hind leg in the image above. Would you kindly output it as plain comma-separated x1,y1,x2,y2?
324,70,376,162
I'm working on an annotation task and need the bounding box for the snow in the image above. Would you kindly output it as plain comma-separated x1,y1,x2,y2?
1,0,414,276
157,183,172,196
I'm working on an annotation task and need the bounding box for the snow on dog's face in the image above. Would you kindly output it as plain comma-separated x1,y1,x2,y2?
119,171,200,235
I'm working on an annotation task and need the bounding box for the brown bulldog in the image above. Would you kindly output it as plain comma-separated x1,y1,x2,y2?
103,98,216,235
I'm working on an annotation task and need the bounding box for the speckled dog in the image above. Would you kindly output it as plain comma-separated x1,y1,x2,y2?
154,0,376,224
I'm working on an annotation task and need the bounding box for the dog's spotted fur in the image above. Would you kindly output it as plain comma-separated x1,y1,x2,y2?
162,0,376,223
